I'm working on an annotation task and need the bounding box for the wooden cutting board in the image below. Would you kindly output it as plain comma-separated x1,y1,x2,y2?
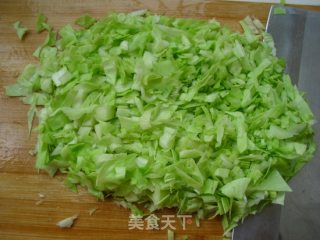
1,1,319,239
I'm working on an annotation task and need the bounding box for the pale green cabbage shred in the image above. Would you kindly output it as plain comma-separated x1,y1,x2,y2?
6,12,315,235
13,21,28,40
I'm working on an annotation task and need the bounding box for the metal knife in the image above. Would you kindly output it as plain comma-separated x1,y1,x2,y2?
233,5,320,240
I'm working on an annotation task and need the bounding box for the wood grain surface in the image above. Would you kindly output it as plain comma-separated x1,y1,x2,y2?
1,1,319,240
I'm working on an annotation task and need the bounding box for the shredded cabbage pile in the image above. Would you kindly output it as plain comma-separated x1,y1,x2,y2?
6,11,315,235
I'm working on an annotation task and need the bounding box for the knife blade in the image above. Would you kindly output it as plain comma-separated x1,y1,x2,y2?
233,5,320,240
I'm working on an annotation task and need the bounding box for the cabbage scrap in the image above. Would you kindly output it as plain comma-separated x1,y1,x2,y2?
5,12,315,235
168,229,174,240
56,215,78,228
13,21,28,40
36,13,51,32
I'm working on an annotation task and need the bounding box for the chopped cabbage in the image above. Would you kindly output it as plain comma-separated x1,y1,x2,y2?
6,12,315,235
